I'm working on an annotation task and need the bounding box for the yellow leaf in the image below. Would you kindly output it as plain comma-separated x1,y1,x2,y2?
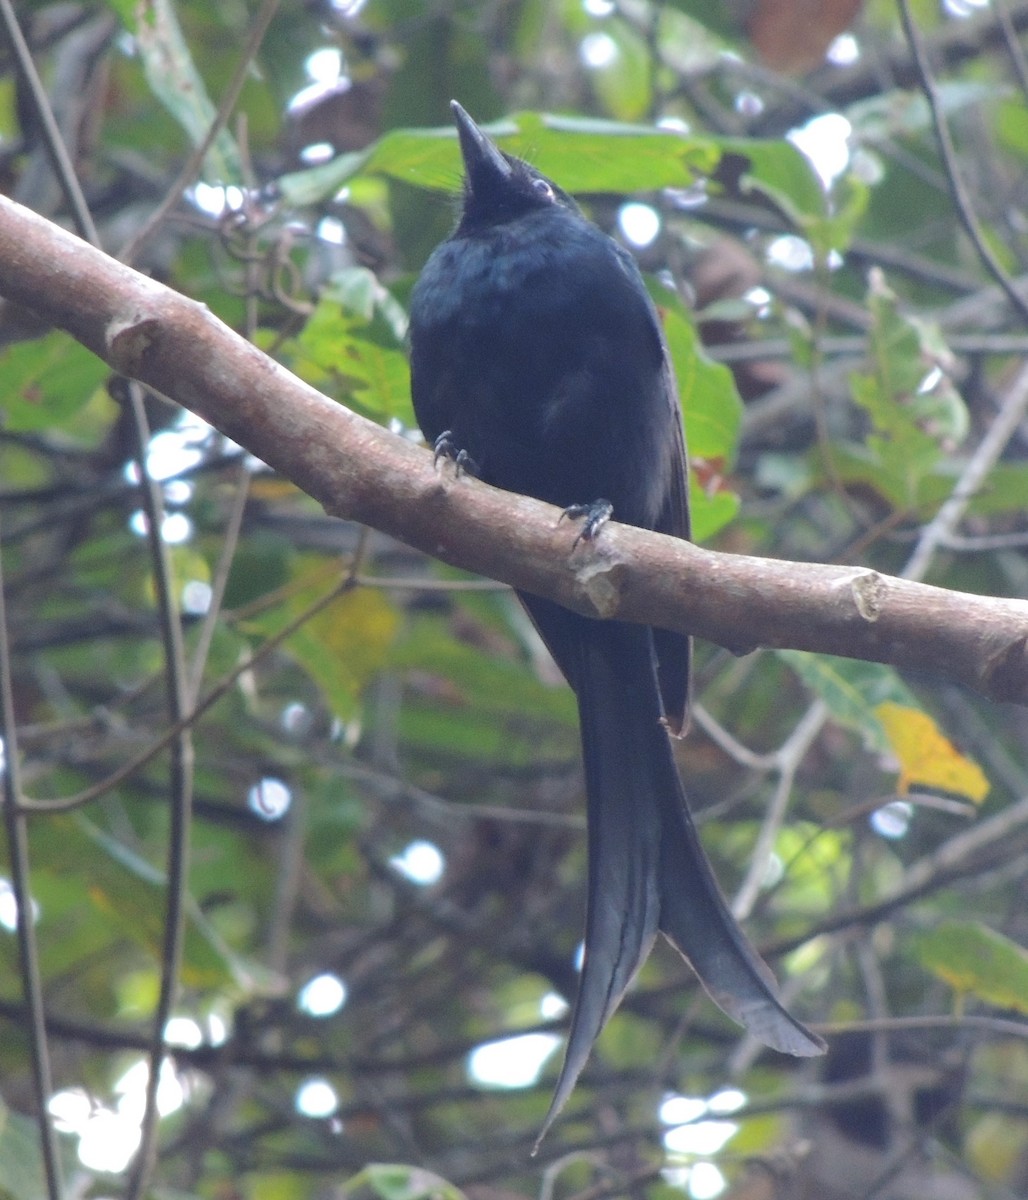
249,475,307,502
253,562,400,720
874,702,989,803
303,586,400,702
967,1113,1026,1184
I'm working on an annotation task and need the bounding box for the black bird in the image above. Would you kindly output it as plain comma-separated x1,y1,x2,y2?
408,102,825,1140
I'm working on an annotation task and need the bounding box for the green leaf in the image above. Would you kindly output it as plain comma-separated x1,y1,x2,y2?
828,449,1028,520
478,111,719,194
812,171,871,257
652,283,743,541
659,293,742,462
771,823,849,915
325,267,409,342
0,332,108,431
588,19,652,122
344,1163,466,1200
915,920,1028,1014
133,0,242,183
280,111,720,206
244,1172,311,1200
101,0,137,24
967,1110,1028,1186
847,81,1003,145
689,484,740,542
848,269,966,506
0,1103,75,1200
718,135,872,255
850,372,941,504
250,562,401,721
0,1105,44,1200
661,0,738,41
777,652,918,754
994,95,1028,158
396,611,577,767
72,814,272,993
962,462,1028,516
718,137,827,230
281,279,414,426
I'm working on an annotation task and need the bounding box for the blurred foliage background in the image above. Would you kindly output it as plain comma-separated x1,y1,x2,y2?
2,1,1028,1198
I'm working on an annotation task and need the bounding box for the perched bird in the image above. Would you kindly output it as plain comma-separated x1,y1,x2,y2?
408,101,825,1141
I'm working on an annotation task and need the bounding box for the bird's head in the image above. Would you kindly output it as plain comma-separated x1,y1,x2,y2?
450,101,576,234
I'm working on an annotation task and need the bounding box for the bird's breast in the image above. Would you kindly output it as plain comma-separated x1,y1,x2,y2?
410,212,676,528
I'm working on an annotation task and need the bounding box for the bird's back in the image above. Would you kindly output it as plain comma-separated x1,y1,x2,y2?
410,203,681,533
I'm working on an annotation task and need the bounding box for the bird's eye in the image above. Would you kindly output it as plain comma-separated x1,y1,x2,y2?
532,178,556,201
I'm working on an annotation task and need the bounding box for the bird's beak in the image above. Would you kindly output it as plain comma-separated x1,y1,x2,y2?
450,100,512,186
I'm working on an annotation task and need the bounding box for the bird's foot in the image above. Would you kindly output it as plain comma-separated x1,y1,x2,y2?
432,430,479,477
560,499,613,548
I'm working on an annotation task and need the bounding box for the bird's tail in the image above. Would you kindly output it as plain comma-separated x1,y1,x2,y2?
536,621,824,1146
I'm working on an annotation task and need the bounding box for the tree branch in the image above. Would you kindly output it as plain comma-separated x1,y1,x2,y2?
1,194,1026,704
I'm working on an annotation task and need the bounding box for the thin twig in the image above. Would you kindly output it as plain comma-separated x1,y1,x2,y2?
338,760,584,828
0,0,100,243
823,1012,1028,1040
0,528,63,1200
995,0,1028,95
733,700,828,920
18,578,352,815
903,360,1028,580
3,2,198,1183
118,0,282,267
123,382,194,1200
186,464,250,703
687,703,778,771
265,782,308,975
0,4,103,1191
897,0,1028,326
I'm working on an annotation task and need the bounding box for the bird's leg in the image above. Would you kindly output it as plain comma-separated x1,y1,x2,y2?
560,499,613,548
432,430,479,477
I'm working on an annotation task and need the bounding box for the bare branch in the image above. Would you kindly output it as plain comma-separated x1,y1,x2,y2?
0,194,1026,704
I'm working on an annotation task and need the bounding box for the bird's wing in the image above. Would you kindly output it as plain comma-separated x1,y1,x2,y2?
652,353,692,735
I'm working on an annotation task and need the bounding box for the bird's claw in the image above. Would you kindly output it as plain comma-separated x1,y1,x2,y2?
561,499,613,548
432,430,479,477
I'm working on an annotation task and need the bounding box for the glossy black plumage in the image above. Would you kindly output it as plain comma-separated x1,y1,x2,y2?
408,101,824,1141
